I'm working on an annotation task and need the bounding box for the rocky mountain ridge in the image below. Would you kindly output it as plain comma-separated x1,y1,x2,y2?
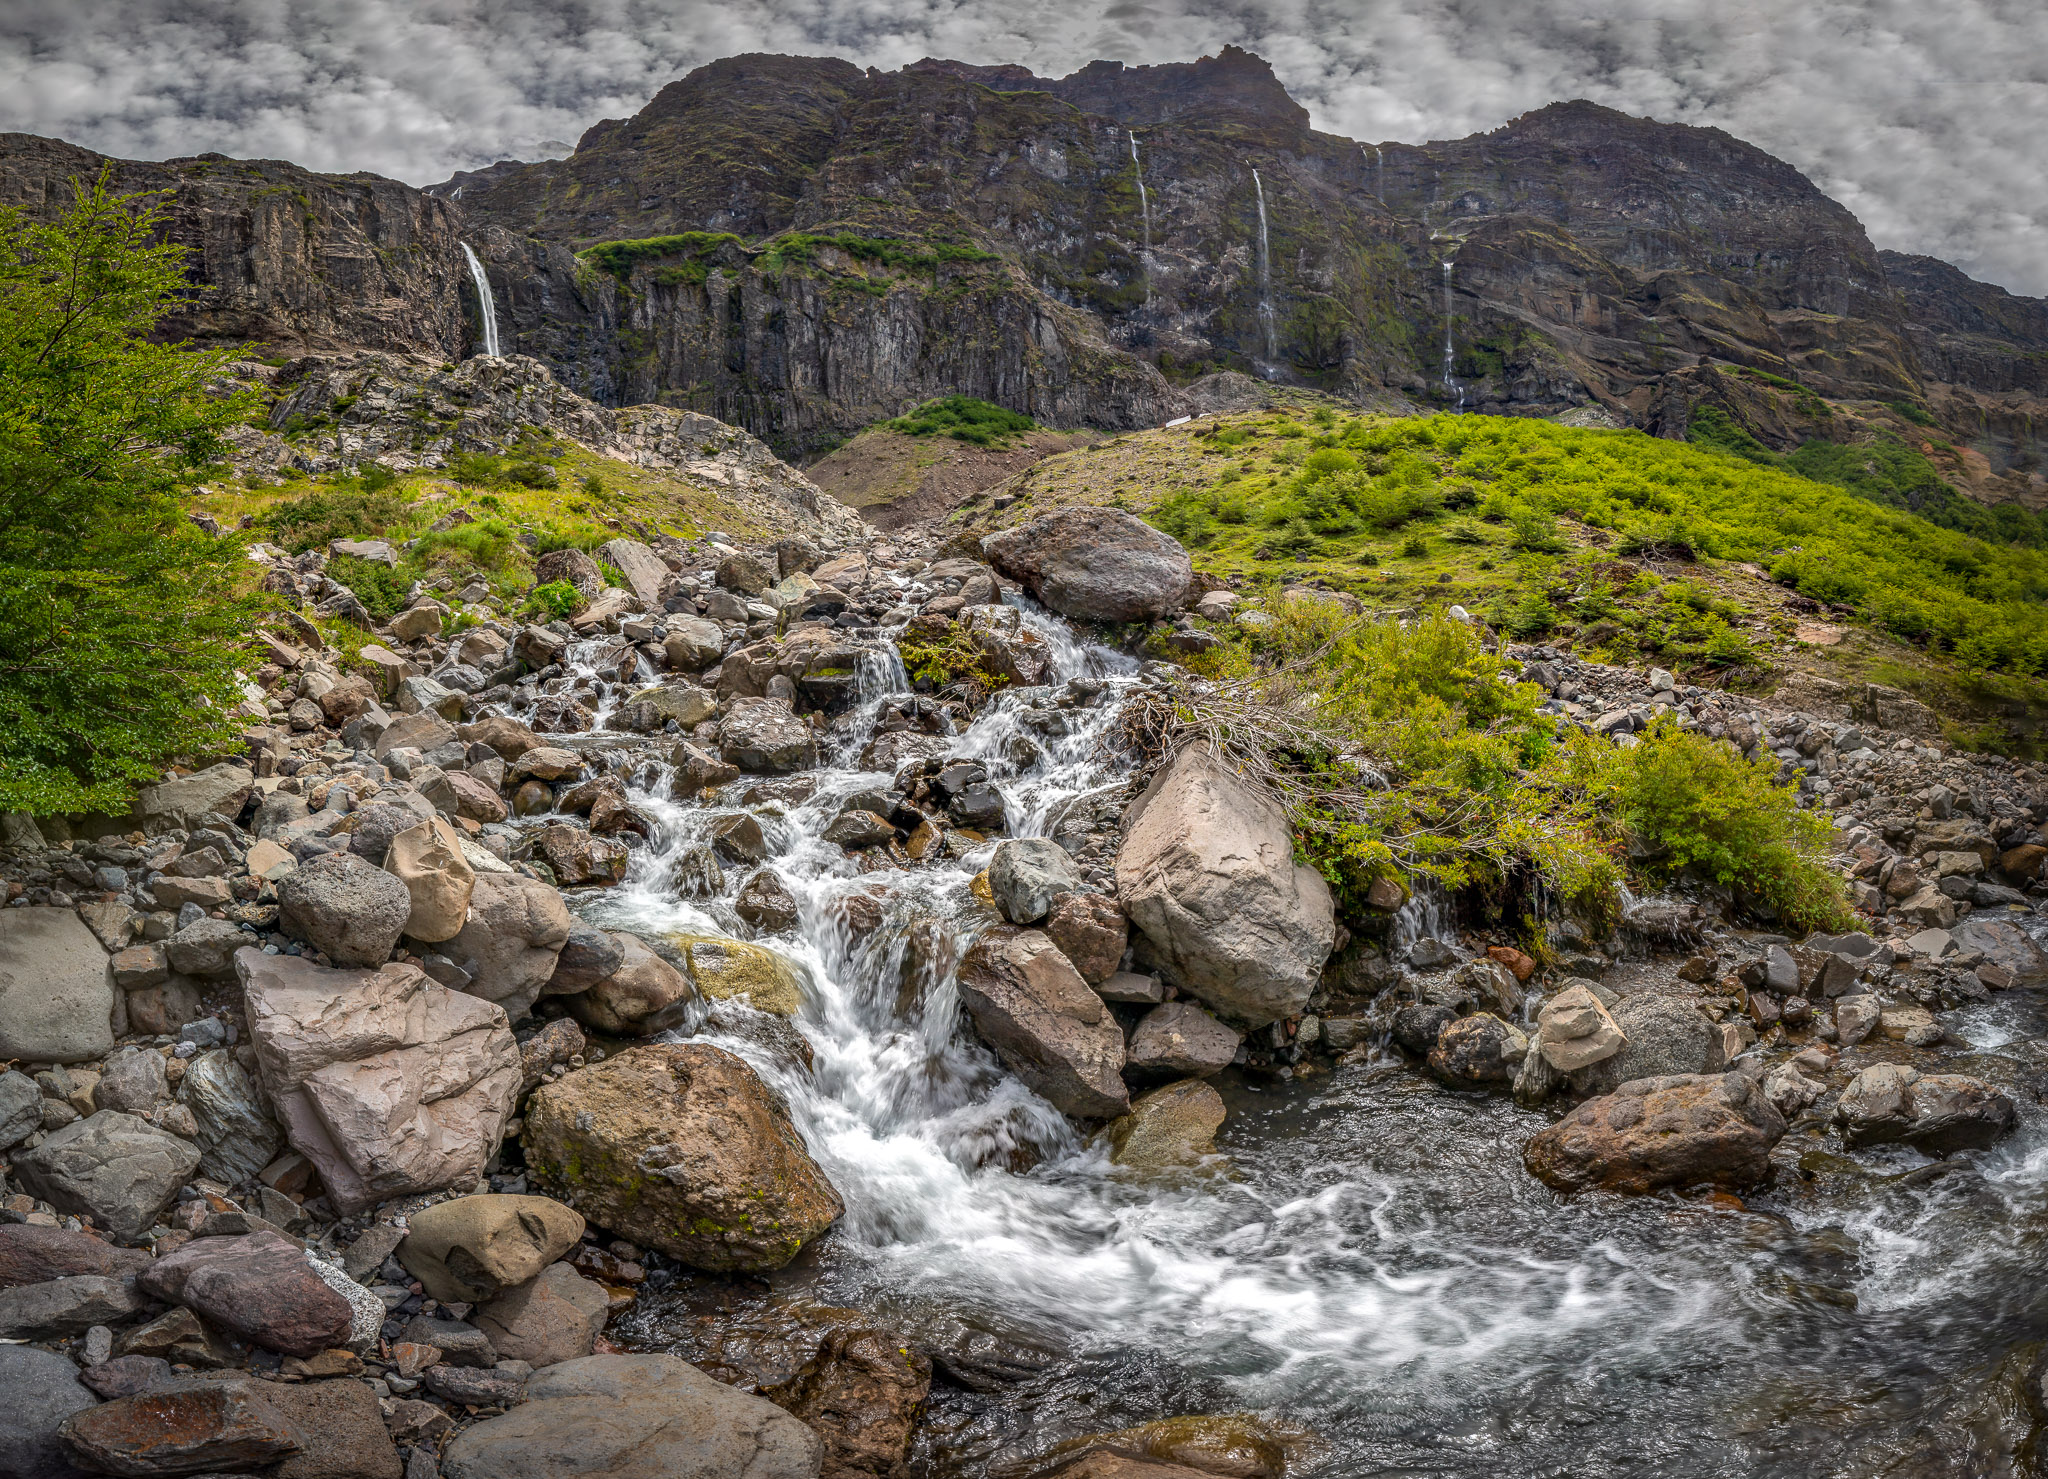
4,54,2045,495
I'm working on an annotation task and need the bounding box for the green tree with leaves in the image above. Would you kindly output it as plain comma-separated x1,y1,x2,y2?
0,170,266,816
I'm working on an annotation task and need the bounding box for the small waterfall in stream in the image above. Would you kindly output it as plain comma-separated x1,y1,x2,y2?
1251,168,1277,365
1128,130,1152,304
510,579,2048,1473
460,241,501,358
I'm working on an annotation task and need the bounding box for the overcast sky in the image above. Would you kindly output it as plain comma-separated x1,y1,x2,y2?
3,0,2043,295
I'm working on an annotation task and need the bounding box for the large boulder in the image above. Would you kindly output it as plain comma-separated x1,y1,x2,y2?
12,1111,201,1239
1536,984,1627,1073
383,816,476,942
277,852,412,967
1126,1002,1240,1077
598,538,670,605
0,908,116,1062
987,839,1083,926
1524,1073,1787,1194
1834,1064,2017,1154
136,762,253,829
523,1043,843,1271
443,871,575,1018
238,950,520,1214
720,696,817,774
957,928,1128,1118
138,1230,355,1356
1114,746,1335,1027
440,1354,821,1479
983,507,1192,621
565,933,696,1036
399,1193,585,1304
1567,993,1724,1096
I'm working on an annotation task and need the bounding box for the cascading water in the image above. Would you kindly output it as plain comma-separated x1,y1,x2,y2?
1251,169,1278,362
1128,130,1152,303
514,588,2048,1474
460,241,501,358
1440,257,1463,410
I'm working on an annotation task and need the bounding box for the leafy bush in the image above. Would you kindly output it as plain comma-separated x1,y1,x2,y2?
327,554,411,623
522,580,583,620
885,396,1036,447
262,486,412,552
413,518,518,575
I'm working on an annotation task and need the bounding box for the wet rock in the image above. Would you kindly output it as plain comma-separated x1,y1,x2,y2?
1429,1013,1529,1088
0,1224,151,1289
524,1042,844,1271
443,871,575,1017
708,813,770,864
822,810,895,848
1044,891,1127,986
62,1382,303,1475
0,1347,100,1479
721,696,817,774
671,741,743,798
1115,746,1335,1029
670,843,727,898
439,1353,821,1479
179,1047,285,1184
0,907,117,1063
861,730,952,770
534,823,630,886
958,927,1129,1118
1392,1002,1458,1058
382,818,477,943
474,1261,610,1368
399,1193,585,1303
518,1016,587,1094
0,1273,149,1338
1104,1079,1226,1169
1835,994,1881,1047
13,1110,201,1239
547,925,628,995
1038,1414,1295,1479
697,1002,818,1079
239,951,520,1214
988,838,1084,926
1126,1002,1241,1077
1949,918,2048,985
736,870,801,933
139,1229,355,1355
1568,994,1725,1096
278,852,412,967
664,933,805,1016
1762,1061,1826,1120
567,933,697,1037
983,507,1192,622
1835,1065,2017,1154
1524,1072,1787,1194
1537,985,1627,1073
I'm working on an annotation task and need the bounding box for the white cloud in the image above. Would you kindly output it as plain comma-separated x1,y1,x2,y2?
3,0,2043,294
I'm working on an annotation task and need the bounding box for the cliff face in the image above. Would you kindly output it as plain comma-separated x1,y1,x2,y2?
0,133,467,357
6,51,2046,487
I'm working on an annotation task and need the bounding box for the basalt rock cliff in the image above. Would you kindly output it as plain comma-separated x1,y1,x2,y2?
4,51,2045,496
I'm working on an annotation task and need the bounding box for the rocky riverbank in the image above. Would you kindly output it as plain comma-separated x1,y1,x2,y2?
2,484,2047,1477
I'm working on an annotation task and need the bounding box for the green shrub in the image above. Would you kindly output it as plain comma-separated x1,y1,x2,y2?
262,486,412,553
414,518,518,575
327,554,411,623
885,396,1036,447
522,581,583,620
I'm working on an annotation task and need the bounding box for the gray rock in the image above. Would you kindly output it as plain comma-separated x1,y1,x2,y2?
0,1069,43,1149
956,929,1128,1118
983,507,1193,621
12,1111,202,1239
0,1274,149,1338
179,1049,284,1185
136,762,254,829
719,696,816,774
1761,1061,1826,1120
0,1345,97,1479
474,1261,610,1369
0,908,116,1063
443,871,575,1019
1114,745,1335,1027
440,1353,822,1479
278,851,413,966
1568,994,1725,1096
663,616,726,671
1763,944,1799,993
1835,1064,2017,1155
987,839,1082,926
163,917,249,978
95,1049,170,1115
1948,918,2048,985
1834,994,1882,1048
1126,1001,1241,1076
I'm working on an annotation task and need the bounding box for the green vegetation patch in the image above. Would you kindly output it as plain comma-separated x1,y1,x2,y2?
580,232,743,280
885,396,1036,448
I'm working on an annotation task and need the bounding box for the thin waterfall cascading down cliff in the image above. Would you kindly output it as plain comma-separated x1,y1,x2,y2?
1128,130,1153,304
1252,168,1277,363
461,242,501,358
1441,258,1464,410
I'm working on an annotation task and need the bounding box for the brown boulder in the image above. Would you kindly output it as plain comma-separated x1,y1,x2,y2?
474,1261,610,1368
138,1231,354,1356
398,1193,585,1304
564,933,695,1037
1524,1073,1787,1194
957,928,1128,1118
62,1384,302,1476
0,1223,152,1290
1044,891,1127,985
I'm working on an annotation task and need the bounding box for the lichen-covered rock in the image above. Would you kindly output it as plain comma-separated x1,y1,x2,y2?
524,1043,843,1271
1104,1079,1227,1170
1115,746,1335,1028
1524,1072,1787,1194
662,933,805,1016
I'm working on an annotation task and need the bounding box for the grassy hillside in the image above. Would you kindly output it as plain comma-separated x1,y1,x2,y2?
970,408,2048,746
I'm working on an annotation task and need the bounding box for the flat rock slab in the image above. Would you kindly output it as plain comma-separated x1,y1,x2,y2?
0,907,116,1062
139,1230,356,1356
